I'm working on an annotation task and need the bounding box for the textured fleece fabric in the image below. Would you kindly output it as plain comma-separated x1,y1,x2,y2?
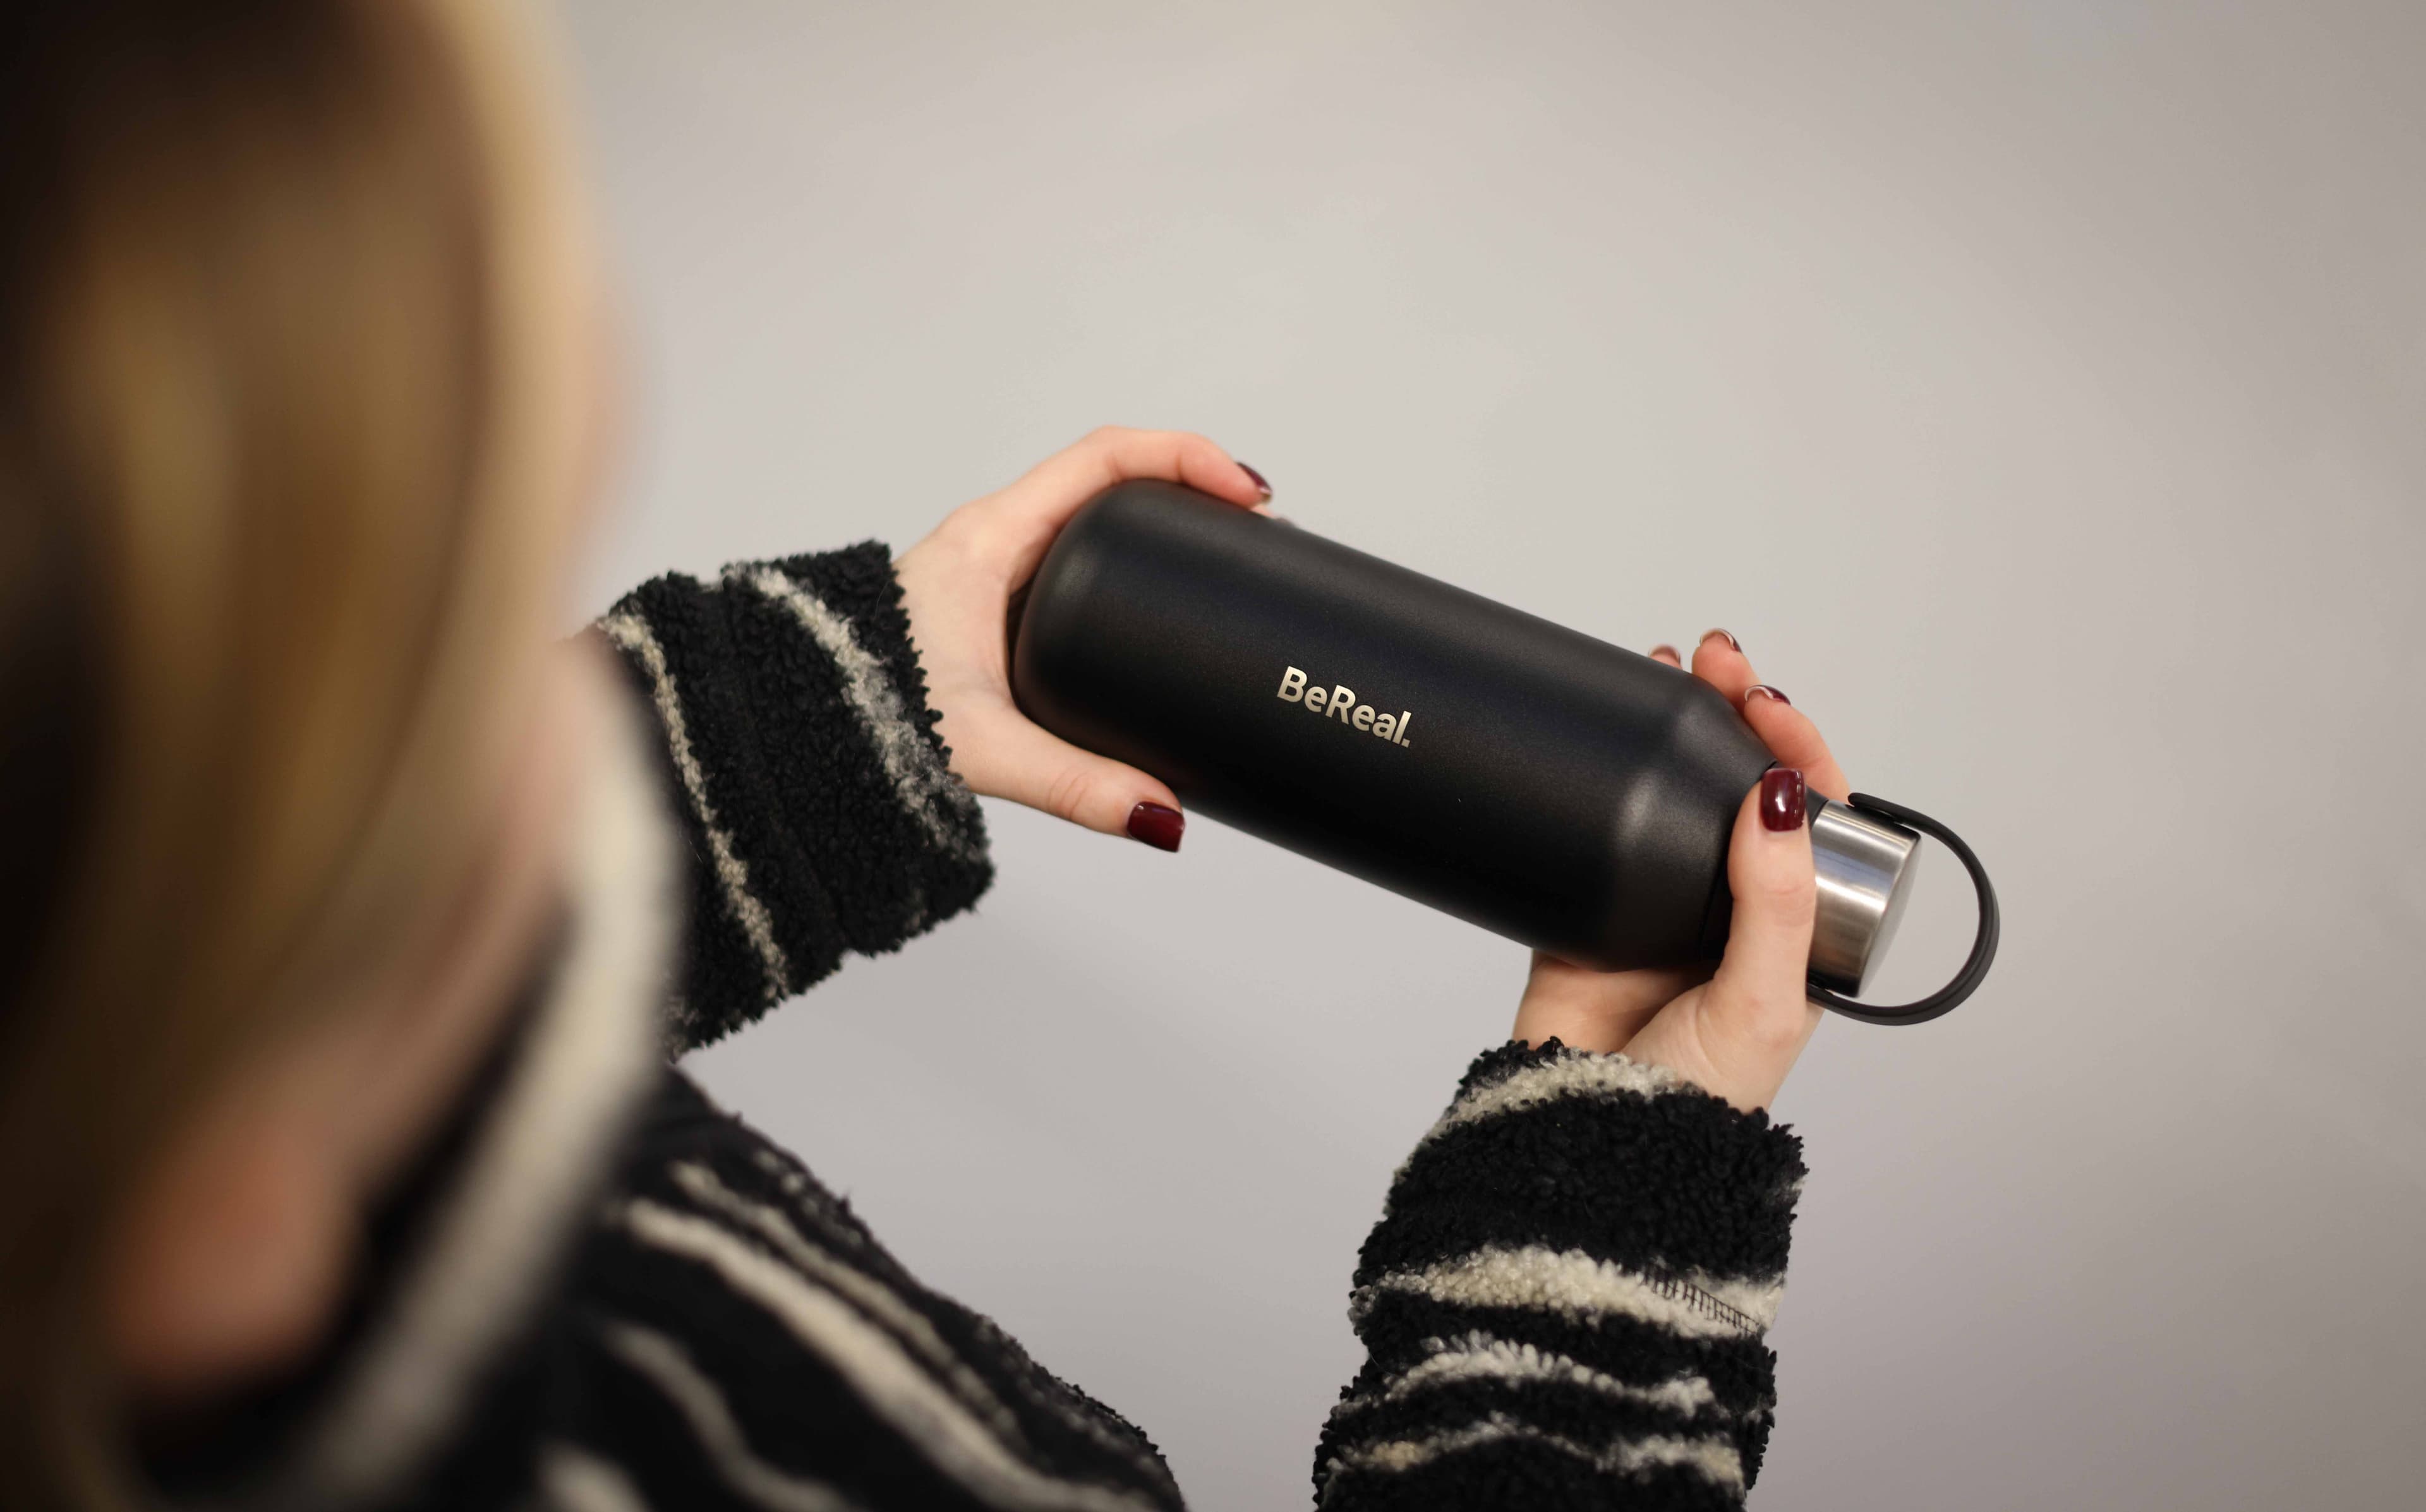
145,544,1806,1512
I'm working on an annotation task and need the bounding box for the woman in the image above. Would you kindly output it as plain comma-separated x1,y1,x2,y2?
0,3,1841,1508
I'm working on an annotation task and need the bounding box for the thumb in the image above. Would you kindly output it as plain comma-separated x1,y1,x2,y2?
1701,767,1823,1078
955,705,1186,849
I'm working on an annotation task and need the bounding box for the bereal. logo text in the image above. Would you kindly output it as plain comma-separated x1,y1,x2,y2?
1276,666,1413,747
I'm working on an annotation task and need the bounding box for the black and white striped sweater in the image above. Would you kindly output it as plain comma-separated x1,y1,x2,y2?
143,545,1806,1512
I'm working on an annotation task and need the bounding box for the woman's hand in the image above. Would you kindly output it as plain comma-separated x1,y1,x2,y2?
1509,631,1852,1112
895,428,1270,851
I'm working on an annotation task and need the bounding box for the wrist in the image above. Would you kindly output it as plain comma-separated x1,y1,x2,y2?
1508,1000,1627,1055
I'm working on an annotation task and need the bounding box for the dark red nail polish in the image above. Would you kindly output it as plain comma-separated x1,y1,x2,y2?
1127,801,1184,851
1236,461,1273,501
1701,628,1742,652
1744,683,1790,706
1759,767,1806,832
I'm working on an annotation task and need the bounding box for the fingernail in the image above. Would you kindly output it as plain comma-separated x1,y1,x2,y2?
1700,628,1742,652
1649,644,1681,663
1759,767,1807,832
1236,461,1273,501
1744,683,1790,706
1126,801,1184,852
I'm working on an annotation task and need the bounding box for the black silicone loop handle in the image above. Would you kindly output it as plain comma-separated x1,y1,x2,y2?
1806,793,2000,1026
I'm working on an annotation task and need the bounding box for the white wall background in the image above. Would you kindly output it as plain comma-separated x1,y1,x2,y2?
559,3,2426,1507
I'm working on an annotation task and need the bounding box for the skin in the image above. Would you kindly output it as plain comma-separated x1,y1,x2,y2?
895,427,1269,836
1510,632,1851,1113
106,431,1833,1417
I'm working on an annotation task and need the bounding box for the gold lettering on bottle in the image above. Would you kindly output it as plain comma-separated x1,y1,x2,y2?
1275,666,1413,750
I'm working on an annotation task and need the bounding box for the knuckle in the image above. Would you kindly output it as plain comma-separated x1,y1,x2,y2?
924,516,996,577
1749,867,1817,922
1740,1001,1810,1055
1749,860,1815,904
1042,765,1096,824
1710,982,1806,1052
936,508,990,550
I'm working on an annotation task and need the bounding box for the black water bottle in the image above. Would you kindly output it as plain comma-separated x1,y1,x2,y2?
1009,482,1998,1024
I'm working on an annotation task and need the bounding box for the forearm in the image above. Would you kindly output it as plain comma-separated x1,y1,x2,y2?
1316,1038,1804,1509
593,543,991,1050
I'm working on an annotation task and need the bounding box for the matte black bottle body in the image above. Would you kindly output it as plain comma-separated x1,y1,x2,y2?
1010,481,1775,972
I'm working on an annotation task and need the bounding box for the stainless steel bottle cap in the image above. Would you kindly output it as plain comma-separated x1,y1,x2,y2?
1807,798,1922,995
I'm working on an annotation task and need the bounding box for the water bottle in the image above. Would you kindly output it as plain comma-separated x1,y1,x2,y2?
1009,481,1998,1024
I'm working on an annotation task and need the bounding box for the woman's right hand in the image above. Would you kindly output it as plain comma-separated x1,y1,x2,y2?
895,428,1270,853
1509,630,1852,1112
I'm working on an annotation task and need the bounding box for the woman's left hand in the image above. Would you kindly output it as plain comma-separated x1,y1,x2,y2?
895,427,1269,851
1509,632,1854,1111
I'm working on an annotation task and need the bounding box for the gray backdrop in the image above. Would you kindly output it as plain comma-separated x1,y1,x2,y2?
560,3,2425,1507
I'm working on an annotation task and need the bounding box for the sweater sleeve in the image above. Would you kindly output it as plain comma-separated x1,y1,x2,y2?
1313,1039,1806,1511
590,543,993,1052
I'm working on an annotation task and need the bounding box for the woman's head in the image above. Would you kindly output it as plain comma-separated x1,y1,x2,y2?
0,1,606,1501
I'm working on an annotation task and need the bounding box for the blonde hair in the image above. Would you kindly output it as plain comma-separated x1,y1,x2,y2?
0,1,595,1503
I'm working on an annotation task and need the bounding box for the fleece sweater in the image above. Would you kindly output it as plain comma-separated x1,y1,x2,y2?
140,543,1806,1512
